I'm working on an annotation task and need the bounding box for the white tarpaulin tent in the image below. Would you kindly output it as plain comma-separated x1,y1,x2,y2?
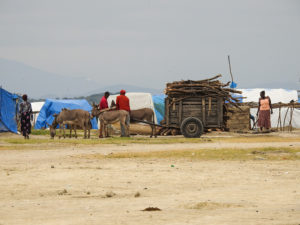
31,101,45,126
32,101,45,113
250,108,300,129
239,89,300,128
104,92,157,126
108,92,155,110
238,88,298,103
107,92,157,122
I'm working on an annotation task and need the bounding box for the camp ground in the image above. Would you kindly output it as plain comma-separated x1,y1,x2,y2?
2,85,300,136
2,2,300,223
1,79,300,225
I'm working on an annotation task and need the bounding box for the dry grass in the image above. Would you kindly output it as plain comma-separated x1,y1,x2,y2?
83,147,300,161
0,136,212,147
1,133,300,153
214,136,300,143
2,134,299,146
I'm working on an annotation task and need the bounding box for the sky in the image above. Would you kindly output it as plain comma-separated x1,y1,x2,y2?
0,0,300,91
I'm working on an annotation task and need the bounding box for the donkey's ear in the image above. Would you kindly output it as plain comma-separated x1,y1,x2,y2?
92,102,96,107
53,113,58,117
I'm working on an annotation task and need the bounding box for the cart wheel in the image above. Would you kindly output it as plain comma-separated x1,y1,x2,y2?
180,117,204,138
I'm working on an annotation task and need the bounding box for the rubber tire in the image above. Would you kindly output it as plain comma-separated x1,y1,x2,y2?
180,117,204,138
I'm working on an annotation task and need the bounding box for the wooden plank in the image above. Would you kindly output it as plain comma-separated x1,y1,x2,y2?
217,97,223,127
202,98,206,125
170,118,180,124
182,110,202,115
184,96,218,100
172,98,176,111
182,109,217,115
182,102,203,105
178,100,182,125
208,97,212,116
183,100,218,104
206,112,217,117
206,124,222,128
165,98,169,126
182,105,217,109
206,119,218,124
182,113,202,119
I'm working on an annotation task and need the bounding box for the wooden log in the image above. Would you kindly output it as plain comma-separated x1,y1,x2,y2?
166,74,222,86
163,128,172,136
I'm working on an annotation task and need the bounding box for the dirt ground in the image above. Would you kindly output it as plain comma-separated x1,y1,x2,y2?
0,131,300,225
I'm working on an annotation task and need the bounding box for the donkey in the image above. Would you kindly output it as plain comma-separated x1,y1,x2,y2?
91,104,130,138
130,108,157,138
48,108,91,139
110,101,156,137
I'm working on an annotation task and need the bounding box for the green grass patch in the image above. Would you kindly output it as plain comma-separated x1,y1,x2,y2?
0,136,212,151
84,147,300,161
3,138,54,145
2,136,212,146
31,129,98,137
9,132,300,145
31,129,50,135
2,133,300,154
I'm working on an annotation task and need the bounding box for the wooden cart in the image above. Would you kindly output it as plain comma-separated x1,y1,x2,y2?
165,96,224,138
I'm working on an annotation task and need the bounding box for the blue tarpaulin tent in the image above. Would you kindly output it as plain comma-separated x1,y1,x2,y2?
35,99,97,129
0,88,19,133
152,94,165,124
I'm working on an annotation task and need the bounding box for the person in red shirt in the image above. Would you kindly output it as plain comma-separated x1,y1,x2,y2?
99,91,110,110
116,90,130,112
98,91,110,138
116,90,130,137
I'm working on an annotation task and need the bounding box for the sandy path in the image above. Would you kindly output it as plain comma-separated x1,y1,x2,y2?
0,142,300,225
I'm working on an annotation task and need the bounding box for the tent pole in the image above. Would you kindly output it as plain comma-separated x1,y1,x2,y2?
277,106,281,131
227,55,234,83
289,104,294,132
283,107,290,131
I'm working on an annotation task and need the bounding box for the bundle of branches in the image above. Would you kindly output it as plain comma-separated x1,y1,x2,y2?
165,74,242,107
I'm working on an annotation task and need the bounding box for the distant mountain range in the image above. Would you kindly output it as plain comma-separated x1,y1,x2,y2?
87,84,163,96
1,58,297,100
0,58,162,99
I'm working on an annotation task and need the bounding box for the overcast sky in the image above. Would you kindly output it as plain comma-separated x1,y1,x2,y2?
0,0,300,90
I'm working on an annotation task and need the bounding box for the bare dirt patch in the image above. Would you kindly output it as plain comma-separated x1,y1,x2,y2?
0,131,300,225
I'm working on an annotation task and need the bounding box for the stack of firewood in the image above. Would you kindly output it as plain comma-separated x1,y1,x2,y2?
165,74,242,108
225,106,250,131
